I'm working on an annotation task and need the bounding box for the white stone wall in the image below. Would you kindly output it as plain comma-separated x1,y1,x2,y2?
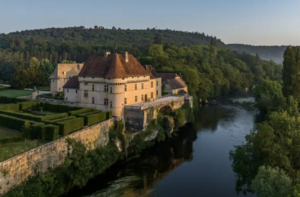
64,88,79,102
0,119,114,195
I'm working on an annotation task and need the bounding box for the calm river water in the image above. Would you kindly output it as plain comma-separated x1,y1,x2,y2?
64,94,256,197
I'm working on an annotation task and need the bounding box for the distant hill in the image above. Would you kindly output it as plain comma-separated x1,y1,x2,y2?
0,27,227,49
228,44,290,64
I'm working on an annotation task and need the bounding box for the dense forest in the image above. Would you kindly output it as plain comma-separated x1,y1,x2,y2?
0,27,282,101
229,44,292,64
230,47,300,197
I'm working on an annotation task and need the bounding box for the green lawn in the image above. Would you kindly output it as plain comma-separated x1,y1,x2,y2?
0,126,22,140
0,89,32,98
0,140,43,161
37,86,50,91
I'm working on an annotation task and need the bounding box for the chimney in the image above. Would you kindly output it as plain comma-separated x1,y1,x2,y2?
105,51,111,57
125,51,128,62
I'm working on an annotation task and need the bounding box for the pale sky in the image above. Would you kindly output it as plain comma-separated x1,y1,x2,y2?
0,0,300,45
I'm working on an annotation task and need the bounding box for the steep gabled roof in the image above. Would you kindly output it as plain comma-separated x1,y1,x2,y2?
78,54,150,78
49,63,83,79
63,76,79,89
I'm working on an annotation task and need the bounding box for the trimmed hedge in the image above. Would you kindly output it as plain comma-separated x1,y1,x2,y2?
77,111,107,126
44,116,76,123
0,96,28,104
69,108,95,116
0,110,68,122
0,113,42,131
107,111,113,119
55,117,84,136
0,104,20,111
36,124,59,141
76,110,101,117
42,113,68,121
19,101,41,111
43,103,81,113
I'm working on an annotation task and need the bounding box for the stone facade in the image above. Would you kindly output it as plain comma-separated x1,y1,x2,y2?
49,63,83,95
0,119,113,195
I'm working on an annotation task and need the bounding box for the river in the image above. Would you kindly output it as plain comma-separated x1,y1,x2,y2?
64,94,256,197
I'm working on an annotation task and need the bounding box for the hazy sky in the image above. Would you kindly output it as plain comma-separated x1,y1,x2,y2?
0,0,300,45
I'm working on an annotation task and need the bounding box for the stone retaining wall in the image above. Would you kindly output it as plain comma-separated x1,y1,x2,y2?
0,119,114,195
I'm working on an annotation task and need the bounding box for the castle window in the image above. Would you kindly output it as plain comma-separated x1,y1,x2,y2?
52,79,54,82
110,101,112,108
92,97,94,104
141,95,144,101
76,89,78,93
156,81,158,86
151,81,153,88
66,97,68,101
141,83,144,89
77,64,80,70
59,88,61,90
104,98,108,105
110,87,112,93
124,98,127,104
157,90,158,96
135,84,137,90
122,78,124,80
84,90,88,97
84,82,88,85
62,71,65,75
151,92,153,98
104,85,108,92
135,96,138,102
92,84,94,91
67,89,69,93
125,85,127,91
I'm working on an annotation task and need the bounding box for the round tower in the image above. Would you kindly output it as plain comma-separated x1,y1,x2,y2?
107,78,127,117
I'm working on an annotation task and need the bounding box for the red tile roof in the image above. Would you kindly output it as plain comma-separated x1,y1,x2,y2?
78,54,150,78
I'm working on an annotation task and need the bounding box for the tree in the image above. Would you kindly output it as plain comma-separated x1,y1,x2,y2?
252,166,292,197
282,47,300,99
154,33,162,44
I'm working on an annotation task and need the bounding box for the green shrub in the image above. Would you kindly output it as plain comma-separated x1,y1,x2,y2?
43,103,81,113
36,124,59,141
55,117,84,136
77,111,107,126
0,137,25,144
18,101,39,111
107,111,113,119
76,110,100,116
41,113,68,121
0,96,28,104
69,108,95,116
0,110,43,121
45,116,76,123
0,113,42,131
0,104,20,111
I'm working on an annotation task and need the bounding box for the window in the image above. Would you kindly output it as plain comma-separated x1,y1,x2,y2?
104,85,108,92
151,81,153,88
110,101,112,108
124,98,127,104
76,89,78,93
84,82,88,85
104,98,108,105
52,79,54,82
110,87,112,93
122,78,124,80
151,92,153,98
59,87,61,90
156,81,158,86
67,89,69,93
142,83,144,89
92,97,94,104
77,64,80,70
66,97,68,101
157,90,158,96
84,90,88,97
62,71,65,75
125,85,127,91
135,96,138,102
141,95,144,101
92,84,94,91
135,84,137,90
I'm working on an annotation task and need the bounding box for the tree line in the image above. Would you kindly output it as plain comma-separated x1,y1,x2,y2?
230,46,300,197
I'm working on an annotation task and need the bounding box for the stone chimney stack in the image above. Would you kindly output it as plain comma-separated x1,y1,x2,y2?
105,51,111,57
125,51,128,62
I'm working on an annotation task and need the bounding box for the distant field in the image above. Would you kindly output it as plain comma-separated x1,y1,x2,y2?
0,126,22,140
37,86,50,91
0,89,32,98
0,140,43,161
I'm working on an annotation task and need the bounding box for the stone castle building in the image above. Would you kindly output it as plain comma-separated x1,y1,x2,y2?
63,52,162,117
49,63,84,95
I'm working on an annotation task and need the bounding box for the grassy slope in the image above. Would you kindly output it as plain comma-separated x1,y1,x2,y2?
0,89,32,97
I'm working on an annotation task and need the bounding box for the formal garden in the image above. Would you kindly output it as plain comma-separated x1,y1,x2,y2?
0,96,112,161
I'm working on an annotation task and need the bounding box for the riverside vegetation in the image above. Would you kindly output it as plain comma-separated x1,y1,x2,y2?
230,47,300,197
2,102,193,197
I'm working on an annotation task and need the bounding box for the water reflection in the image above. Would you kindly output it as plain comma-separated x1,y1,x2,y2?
64,95,256,197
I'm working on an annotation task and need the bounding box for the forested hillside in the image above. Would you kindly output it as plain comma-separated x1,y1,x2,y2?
0,27,282,101
229,44,290,64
